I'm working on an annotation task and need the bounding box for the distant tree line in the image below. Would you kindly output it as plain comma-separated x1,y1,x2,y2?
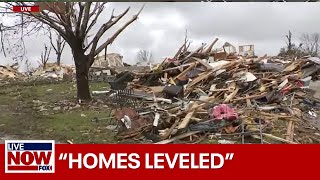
279,31,320,57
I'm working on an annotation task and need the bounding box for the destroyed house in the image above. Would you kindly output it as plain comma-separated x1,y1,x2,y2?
93,53,124,67
239,45,255,57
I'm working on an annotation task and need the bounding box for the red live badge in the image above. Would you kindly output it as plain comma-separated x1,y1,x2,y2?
12,6,39,13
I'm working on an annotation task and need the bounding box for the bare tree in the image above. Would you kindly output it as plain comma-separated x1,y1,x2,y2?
286,30,293,53
300,33,320,56
25,60,34,73
278,30,305,57
2,2,144,100
49,29,66,66
38,44,51,69
136,49,153,66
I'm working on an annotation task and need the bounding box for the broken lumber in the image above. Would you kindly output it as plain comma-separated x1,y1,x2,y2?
224,88,239,103
286,121,295,141
232,92,267,102
182,43,207,61
193,57,214,70
160,119,180,140
174,62,197,80
259,112,298,121
187,70,214,88
204,38,219,54
263,133,298,144
155,131,200,144
178,103,198,129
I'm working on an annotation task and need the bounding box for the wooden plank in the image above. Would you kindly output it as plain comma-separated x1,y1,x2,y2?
263,133,298,144
290,123,295,140
246,95,252,107
160,119,180,140
187,70,214,88
232,92,267,102
162,63,195,72
193,57,214,70
286,108,295,141
178,103,198,129
154,131,200,144
150,86,165,93
223,88,239,103
174,62,197,80
259,112,298,122
204,38,219,54
182,43,207,61
286,121,294,141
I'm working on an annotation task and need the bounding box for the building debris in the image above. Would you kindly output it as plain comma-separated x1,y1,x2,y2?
88,37,320,144
0,65,25,80
2,37,319,144
93,53,124,67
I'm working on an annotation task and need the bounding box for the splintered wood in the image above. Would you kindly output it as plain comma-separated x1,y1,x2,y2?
108,37,320,144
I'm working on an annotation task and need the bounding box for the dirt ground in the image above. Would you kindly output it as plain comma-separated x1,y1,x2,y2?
0,80,320,144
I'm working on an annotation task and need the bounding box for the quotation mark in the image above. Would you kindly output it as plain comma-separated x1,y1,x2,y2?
225,153,234,160
59,153,68,160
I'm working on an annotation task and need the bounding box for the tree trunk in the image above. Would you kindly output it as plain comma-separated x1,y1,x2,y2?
57,53,61,66
74,52,91,101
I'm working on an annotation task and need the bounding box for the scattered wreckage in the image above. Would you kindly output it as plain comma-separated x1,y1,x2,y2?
1,39,320,144
93,38,320,144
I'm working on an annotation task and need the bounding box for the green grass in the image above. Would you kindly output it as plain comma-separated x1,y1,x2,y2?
0,81,116,144
0,110,116,143
0,81,109,102
43,110,116,144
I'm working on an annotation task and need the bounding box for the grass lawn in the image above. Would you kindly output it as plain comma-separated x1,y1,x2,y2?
0,81,118,144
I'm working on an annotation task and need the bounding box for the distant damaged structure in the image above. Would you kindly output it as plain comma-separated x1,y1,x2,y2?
90,53,125,81
93,53,124,67
239,45,255,57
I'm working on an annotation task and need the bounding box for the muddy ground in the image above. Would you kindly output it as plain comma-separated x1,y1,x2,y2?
0,80,320,144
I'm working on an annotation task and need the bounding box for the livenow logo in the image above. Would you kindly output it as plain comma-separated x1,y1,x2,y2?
5,140,55,173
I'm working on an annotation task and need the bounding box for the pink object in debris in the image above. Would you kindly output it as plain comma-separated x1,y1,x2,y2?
210,104,238,121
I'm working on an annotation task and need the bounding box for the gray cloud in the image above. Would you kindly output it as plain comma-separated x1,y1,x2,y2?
1,2,320,70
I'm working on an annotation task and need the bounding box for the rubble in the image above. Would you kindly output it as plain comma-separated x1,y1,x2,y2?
31,63,75,80
0,65,25,80
1,62,78,87
93,37,320,144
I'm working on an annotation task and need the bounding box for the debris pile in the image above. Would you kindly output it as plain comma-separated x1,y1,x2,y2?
31,63,75,81
0,65,25,80
96,38,320,144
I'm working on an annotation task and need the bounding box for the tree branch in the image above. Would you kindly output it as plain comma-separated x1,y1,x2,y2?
84,8,116,52
64,2,73,29
49,30,58,52
19,8,71,44
87,6,137,55
40,2,71,32
79,2,92,38
85,2,106,36
93,5,144,58
88,2,100,18
75,2,84,36
61,40,67,53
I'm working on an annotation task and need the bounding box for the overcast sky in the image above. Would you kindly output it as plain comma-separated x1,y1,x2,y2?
1,2,320,71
